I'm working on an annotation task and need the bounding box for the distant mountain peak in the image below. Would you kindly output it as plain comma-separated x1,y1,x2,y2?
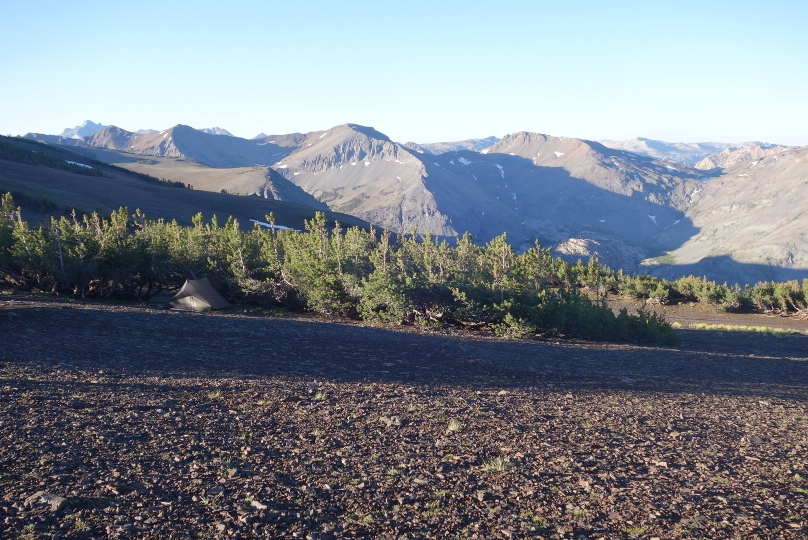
60,120,108,139
253,132,267,139
343,124,391,142
401,142,430,154
598,137,796,168
418,136,500,155
199,127,233,137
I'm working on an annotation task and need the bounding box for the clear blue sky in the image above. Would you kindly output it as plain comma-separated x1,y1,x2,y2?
2,1,806,145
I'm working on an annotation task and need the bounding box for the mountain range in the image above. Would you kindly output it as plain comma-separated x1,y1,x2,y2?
17,121,808,284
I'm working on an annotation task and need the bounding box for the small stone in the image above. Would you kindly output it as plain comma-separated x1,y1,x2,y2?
206,486,224,495
250,500,267,510
380,415,401,427
24,491,68,512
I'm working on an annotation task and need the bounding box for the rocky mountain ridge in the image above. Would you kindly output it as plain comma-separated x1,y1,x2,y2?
694,144,796,171
21,122,808,283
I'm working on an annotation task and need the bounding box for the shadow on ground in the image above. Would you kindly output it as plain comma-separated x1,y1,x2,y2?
2,299,806,401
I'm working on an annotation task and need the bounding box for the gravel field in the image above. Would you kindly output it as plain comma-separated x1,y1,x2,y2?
1,296,807,539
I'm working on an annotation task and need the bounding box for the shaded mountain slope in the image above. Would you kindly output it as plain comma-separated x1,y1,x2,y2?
273,126,705,268
72,147,325,209
0,139,364,230
646,145,808,283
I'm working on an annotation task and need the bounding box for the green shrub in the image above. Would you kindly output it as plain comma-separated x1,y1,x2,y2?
0,197,695,345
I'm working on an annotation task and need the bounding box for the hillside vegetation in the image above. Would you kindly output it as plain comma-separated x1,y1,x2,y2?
2,193,807,344
0,193,680,344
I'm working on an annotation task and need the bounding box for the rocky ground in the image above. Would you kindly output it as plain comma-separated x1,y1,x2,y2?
1,295,807,539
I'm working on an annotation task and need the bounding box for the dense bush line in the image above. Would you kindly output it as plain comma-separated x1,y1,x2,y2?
0,194,681,345
607,271,808,314
3,193,806,343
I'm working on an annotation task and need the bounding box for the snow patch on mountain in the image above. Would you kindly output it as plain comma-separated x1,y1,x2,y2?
65,160,93,169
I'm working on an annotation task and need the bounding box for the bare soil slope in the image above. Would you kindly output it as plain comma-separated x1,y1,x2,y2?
0,155,365,230
0,296,806,539
75,148,326,210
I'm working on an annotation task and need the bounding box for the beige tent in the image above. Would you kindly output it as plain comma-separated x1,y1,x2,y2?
169,278,231,312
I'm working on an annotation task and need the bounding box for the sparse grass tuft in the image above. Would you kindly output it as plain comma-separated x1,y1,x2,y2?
447,419,463,432
680,322,801,335
481,456,513,472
